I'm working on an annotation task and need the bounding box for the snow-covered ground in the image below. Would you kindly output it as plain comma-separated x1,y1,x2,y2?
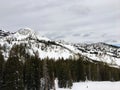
55,81,120,90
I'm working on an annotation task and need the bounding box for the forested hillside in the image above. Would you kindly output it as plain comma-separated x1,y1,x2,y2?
0,46,120,90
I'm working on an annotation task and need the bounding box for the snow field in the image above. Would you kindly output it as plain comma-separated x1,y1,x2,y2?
55,80,120,90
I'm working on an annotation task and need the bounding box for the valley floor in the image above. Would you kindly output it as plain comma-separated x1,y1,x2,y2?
55,80,120,90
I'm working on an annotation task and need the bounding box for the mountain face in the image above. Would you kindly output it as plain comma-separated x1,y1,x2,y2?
0,28,77,61
74,43,120,67
0,28,120,67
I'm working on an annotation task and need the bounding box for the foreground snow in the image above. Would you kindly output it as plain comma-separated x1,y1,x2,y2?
55,81,120,90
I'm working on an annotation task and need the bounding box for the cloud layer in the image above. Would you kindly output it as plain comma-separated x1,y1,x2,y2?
0,0,120,44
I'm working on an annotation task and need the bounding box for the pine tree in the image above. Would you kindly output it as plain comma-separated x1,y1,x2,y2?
24,56,40,90
47,59,56,90
77,58,85,81
42,58,51,90
3,55,24,90
67,70,73,89
0,52,5,89
57,59,73,88
96,63,100,81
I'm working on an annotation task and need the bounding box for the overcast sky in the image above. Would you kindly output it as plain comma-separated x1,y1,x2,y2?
0,0,120,44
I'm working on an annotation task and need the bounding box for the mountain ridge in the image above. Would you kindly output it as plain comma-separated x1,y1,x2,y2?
0,28,120,67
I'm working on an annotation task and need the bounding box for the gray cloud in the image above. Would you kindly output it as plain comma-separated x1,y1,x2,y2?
0,0,120,44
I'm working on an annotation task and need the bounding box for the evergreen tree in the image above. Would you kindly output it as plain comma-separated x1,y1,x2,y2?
0,52,5,89
3,56,23,90
41,58,51,90
47,59,56,90
76,58,85,81
66,70,73,89
57,59,73,88
24,56,40,90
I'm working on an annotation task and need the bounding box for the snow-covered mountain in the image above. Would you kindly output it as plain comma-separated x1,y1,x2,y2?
0,28,120,67
0,28,77,61
74,43,120,67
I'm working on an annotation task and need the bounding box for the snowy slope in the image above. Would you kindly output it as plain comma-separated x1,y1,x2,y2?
73,43,120,67
0,28,120,67
0,28,77,60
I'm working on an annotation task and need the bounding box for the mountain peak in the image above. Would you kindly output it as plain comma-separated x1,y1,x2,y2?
12,28,50,41
11,28,39,40
17,28,34,36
